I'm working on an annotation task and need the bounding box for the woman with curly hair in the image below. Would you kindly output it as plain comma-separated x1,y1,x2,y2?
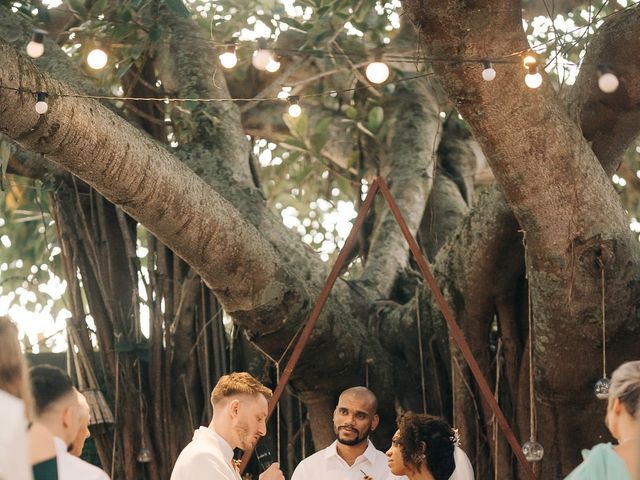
385,412,474,480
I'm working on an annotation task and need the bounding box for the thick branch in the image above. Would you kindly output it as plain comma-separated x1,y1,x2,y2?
567,5,640,174
359,80,440,296
0,39,302,325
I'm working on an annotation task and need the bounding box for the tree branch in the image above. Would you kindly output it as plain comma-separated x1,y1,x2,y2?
358,79,440,296
567,5,640,174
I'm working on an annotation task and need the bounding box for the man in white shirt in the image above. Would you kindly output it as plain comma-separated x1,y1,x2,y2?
171,372,284,480
291,386,406,480
31,365,110,480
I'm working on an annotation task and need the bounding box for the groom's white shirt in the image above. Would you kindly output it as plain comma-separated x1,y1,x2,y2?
170,426,241,480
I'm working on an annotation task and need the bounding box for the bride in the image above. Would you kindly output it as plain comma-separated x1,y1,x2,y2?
385,412,474,480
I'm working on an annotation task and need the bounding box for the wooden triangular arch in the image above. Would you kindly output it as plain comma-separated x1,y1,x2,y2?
241,176,536,480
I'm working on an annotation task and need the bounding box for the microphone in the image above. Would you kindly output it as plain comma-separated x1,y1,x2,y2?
255,444,273,472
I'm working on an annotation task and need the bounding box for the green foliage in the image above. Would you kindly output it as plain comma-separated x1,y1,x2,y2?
0,175,65,318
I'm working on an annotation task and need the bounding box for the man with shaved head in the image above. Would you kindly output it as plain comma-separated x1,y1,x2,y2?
291,386,406,480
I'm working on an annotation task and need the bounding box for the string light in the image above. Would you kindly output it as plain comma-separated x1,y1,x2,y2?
86,47,108,70
35,92,48,114
219,44,238,69
287,95,302,118
481,61,496,81
265,55,281,73
26,29,46,59
365,55,390,84
597,65,619,93
523,55,543,89
252,39,274,71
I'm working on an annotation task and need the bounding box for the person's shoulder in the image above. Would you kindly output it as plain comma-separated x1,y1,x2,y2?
171,446,232,480
292,446,332,476
64,453,110,479
583,443,614,455
176,436,222,462
299,446,332,464
565,443,622,480
172,439,228,472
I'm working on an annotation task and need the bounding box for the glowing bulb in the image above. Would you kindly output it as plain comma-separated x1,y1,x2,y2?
26,30,46,58
525,72,542,89
523,55,537,67
365,61,389,84
219,45,238,69
287,96,301,117
597,67,619,93
523,62,543,89
482,61,496,81
265,58,281,73
87,48,108,70
252,49,272,71
35,92,48,114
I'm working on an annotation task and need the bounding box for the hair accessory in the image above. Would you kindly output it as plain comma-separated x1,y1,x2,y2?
450,428,461,446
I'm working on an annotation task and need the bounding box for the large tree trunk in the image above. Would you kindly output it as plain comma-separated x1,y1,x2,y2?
401,1,640,476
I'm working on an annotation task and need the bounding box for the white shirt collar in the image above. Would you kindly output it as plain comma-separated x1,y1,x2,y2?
53,436,68,451
324,439,378,464
194,426,235,464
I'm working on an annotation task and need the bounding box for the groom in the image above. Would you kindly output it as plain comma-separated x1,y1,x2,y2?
171,372,284,480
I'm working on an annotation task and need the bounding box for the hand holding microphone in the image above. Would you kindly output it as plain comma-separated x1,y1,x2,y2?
256,445,284,480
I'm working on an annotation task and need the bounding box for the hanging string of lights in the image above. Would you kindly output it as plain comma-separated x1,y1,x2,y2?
13,0,636,117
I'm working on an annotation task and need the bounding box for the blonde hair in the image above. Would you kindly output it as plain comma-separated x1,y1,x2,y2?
0,315,33,419
211,372,272,406
610,360,640,419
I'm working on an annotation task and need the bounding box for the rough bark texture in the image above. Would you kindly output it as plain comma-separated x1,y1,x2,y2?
402,1,640,476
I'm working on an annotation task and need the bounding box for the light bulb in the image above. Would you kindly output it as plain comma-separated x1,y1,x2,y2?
252,49,272,71
482,61,496,81
523,55,537,67
525,72,543,89
265,58,281,73
35,92,48,114
26,30,46,58
524,64,543,89
287,96,301,118
219,45,238,69
522,439,544,462
594,377,611,399
598,71,619,93
365,61,389,84
87,48,108,70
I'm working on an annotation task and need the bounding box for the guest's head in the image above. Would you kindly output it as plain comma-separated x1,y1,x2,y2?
30,364,82,446
210,372,272,451
386,412,456,480
333,386,379,446
605,360,640,441
0,315,33,418
68,390,91,456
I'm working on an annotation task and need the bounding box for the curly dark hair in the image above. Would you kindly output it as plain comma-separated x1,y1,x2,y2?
396,412,456,480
